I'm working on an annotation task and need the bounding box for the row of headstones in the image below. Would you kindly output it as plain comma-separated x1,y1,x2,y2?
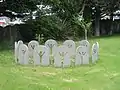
14,39,99,67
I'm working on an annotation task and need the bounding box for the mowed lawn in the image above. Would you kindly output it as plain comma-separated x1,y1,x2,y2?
0,36,120,90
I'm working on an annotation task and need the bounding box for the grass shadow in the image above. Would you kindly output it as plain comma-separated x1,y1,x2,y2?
0,41,14,51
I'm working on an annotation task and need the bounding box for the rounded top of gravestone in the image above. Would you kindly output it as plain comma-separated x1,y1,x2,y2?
64,40,75,42
19,44,28,53
63,40,76,55
92,42,99,55
63,40,75,48
45,39,57,48
92,42,99,50
17,40,23,45
28,40,39,51
18,40,23,43
95,42,99,47
79,40,90,47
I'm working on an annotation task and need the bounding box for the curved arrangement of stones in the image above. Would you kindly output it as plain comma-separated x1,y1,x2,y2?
15,39,99,68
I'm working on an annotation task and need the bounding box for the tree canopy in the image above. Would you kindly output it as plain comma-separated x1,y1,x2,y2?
0,0,120,41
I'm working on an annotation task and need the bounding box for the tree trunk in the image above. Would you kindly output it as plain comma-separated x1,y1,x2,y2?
109,13,113,35
94,6,100,36
85,28,87,40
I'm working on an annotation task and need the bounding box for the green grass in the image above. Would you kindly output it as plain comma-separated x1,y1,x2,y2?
1,36,120,90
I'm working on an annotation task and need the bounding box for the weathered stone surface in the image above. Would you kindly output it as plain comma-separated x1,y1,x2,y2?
33,45,50,66
15,41,18,63
54,45,70,67
18,44,29,65
14,39,100,67
63,40,75,56
28,40,39,58
92,42,99,63
79,40,90,57
45,39,57,56
15,40,23,63
75,46,89,65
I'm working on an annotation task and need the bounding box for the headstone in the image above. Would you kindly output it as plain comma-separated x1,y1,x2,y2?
96,42,99,54
79,40,90,57
15,41,18,63
33,45,50,66
75,46,89,65
92,42,99,63
18,44,29,65
15,40,23,63
63,40,75,56
45,39,57,56
28,40,39,58
54,45,70,67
